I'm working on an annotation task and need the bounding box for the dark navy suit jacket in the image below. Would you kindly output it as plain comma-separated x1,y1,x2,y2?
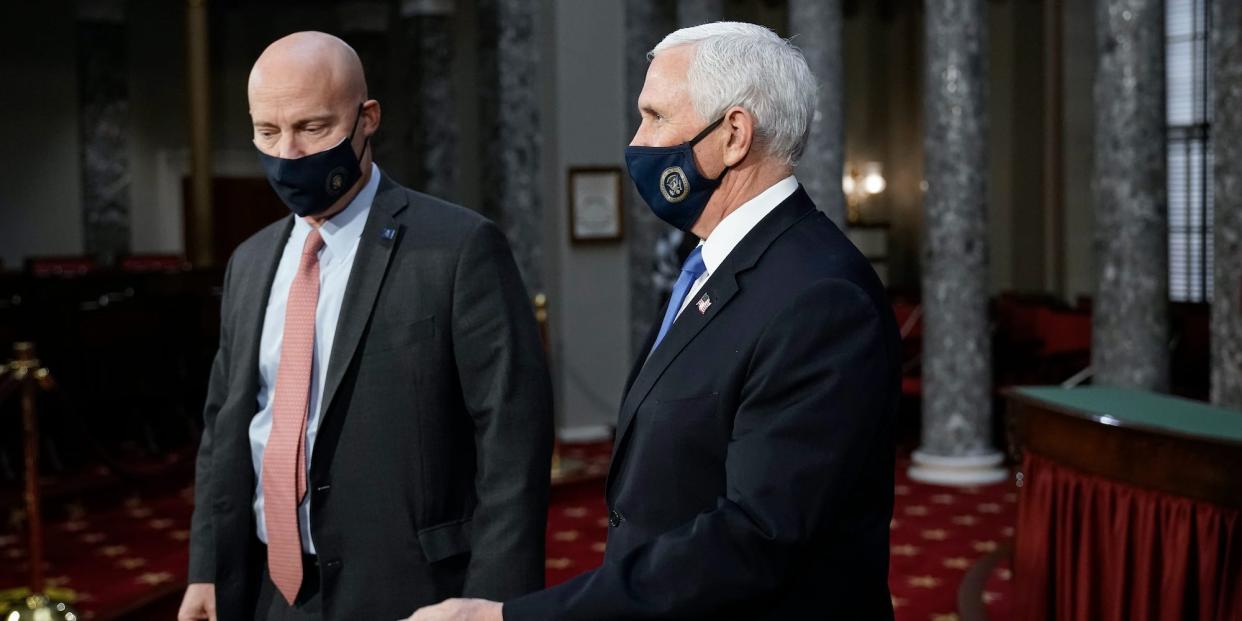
506,186,899,620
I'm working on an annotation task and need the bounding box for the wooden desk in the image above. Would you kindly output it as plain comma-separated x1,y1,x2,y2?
1005,387,1242,620
1007,386,1242,508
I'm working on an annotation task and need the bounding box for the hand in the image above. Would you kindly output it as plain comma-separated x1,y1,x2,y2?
177,583,217,621
406,598,503,621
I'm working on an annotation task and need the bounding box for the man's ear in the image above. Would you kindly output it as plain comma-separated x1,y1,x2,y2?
722,106,755,168
362,99,382,137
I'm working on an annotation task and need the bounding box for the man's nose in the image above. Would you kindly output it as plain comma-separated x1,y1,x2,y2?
629,121,653,147
275,135,308,159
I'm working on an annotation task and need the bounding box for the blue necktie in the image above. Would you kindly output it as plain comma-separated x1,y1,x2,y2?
652,246,707,353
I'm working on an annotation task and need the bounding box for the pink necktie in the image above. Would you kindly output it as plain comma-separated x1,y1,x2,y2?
263,228,324,604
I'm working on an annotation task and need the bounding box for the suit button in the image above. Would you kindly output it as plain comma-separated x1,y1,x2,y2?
608,510,623,528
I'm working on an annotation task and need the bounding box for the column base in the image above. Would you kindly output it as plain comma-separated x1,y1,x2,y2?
908,449,1009,486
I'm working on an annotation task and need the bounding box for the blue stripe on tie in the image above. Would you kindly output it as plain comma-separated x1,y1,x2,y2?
651,246,707,354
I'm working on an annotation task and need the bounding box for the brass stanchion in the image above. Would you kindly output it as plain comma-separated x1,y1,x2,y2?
186,0,214,267
533,293,549,348
0,342,78,620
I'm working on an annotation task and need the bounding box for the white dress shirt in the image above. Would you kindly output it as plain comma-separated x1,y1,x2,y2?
675,175,800,318
250,162,380,553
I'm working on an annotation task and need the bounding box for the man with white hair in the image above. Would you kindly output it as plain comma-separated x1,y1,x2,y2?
412,21,899,620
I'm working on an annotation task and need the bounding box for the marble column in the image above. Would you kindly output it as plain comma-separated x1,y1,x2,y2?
660,0,727,267
76,0,130,266
1213,0,1242,408
339,2,395,170
1091,0,1169,391
477,0,543,295
630,0,725,357
911,0,1006,486
399,0,457,200
625,0,676,357
677,0,724,28
788,0,847,227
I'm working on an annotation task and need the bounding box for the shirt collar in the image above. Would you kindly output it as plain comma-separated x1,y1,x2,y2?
292,162,381,260
699,175,799,274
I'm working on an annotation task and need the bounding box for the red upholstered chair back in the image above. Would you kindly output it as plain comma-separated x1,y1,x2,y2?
892,301,923,340
25,256,95,277
996,294,1042,346
891,301,924,398
118,254,191,273
1033,306,1092,357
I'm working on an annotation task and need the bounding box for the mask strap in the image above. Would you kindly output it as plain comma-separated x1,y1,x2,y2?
348,103,365,138
350,102,370,160
688,116,730,182
688,116,726,146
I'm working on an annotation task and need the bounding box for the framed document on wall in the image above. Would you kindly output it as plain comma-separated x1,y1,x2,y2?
568,167,624,243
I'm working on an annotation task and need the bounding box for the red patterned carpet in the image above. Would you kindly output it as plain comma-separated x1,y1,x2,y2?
885,457,1017,621
0,444,1017,620
0,476,195,620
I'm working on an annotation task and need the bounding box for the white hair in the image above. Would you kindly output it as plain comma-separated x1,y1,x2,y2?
651,21,818,167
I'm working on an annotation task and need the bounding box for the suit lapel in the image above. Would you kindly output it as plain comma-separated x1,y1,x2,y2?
237,217,294,399
318,173,408,420
622,321,660,397
612,272,740,450
606,187,818,493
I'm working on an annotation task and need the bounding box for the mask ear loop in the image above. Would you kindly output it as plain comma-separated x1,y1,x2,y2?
349,102,371,161
688,116,726,146
688,116,730,182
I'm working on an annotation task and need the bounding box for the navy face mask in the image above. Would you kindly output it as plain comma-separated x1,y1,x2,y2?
257,104,368,217
624,116,727,232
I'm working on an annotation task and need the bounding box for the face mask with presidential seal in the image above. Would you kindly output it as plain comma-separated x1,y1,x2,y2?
257,103,369,218
624,116,727,232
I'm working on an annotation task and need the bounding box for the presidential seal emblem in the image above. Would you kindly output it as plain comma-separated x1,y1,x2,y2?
326,167,348,195
659,166,689,203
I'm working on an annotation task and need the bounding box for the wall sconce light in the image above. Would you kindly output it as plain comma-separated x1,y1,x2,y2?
842,161,886,223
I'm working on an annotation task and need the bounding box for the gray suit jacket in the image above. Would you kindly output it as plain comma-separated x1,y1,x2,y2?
188,171,553,619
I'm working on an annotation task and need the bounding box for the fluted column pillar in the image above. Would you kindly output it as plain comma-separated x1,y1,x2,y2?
677,0,723,28
340,2,393,170
478,0,543,294
1091,0,1169,390
788,0,846,226
911,0,1006,486
1212,0,1242,408
626,0,725,358
399,0,457,200
76,0,131,266
624,0,676,357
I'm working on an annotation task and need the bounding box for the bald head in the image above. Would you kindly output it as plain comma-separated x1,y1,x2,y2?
248,31,380,166
249,31,382,222
249,31,367,105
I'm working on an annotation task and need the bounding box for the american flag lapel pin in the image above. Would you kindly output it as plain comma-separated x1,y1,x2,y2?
696,293,712,315
381,226,397,241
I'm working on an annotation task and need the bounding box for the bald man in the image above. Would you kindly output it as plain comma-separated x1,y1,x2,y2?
178,32,553,620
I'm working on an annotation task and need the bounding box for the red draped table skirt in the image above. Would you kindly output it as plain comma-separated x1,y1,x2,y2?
1014,452,1242,621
